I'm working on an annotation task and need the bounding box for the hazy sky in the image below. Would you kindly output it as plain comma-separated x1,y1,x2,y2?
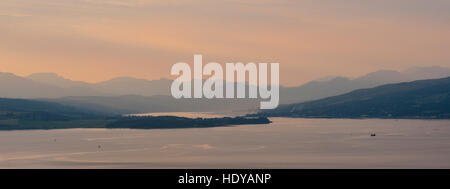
1,0,449,86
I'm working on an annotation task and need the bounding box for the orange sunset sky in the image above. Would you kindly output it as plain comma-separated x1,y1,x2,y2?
1,0,450,86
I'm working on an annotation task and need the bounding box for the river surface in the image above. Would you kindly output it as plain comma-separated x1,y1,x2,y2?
1,116,450,168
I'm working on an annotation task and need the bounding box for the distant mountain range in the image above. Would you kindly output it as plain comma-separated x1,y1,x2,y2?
0,72,172,98
259,77,450,119
280,66,450,104
0,66,449,113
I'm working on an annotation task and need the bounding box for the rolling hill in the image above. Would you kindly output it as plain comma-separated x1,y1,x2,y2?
0,98,109,121
260,77,450,119
279,66,450,104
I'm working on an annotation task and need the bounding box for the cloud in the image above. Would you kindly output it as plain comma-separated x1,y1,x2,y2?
0,12,31,17
193,144,214,150
160,144,215,150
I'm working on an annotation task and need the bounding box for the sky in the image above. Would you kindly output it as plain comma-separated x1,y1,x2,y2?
1,0,450,86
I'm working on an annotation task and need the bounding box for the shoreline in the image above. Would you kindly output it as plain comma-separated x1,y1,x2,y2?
0,116,271,131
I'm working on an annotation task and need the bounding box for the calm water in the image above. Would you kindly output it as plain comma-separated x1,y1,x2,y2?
1,117,450,168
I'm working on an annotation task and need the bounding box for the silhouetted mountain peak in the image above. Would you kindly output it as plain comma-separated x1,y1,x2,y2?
402,66,450,80
1,72,24,79
102,76,147,83
329,76,351,82
28,72,62,79
313,76,340,82
355,70,404,81
27,72,92,89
